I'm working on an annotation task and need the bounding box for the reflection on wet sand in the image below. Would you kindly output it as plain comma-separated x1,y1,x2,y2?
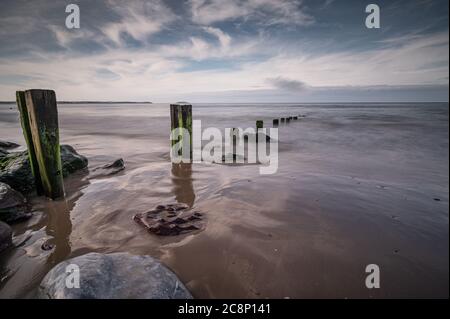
44,200,72,264
171,163,195,208
0,171,89,298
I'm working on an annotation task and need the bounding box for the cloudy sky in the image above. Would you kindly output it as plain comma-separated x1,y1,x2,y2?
0,0,448,102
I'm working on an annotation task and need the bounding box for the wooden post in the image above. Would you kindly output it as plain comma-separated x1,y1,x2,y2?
293,116,298,120
170,102,192,159
25,90,64,199
281,118,285,123
256,120,263,130
230,128,239,155
273,119,279,127
256,120,263,142
16,91,44,195
286,117,291,123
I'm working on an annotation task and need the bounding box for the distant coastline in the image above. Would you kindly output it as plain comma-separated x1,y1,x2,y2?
0,101,152,104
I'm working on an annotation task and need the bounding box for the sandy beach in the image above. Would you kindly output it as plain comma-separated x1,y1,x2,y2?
0,102,448,298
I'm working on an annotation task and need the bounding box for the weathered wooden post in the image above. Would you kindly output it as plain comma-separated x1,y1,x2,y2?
170,102,192,159
230,128,239,156
25,90,64,199
256,120,263,130
281,118,285,123
273,119,279,127
16,91,44,195
286,117,291,123
293,116,298,120
256,120,263,143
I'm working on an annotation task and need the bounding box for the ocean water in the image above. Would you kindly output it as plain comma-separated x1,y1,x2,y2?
0,102,448,298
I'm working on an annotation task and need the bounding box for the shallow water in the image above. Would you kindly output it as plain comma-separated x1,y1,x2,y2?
0,102,448,298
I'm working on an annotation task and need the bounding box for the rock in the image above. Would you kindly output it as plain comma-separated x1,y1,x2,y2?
60,145,89,177
38,252,192,299
0,182,31,223
0,140,19,150
134,203,204,236
92,158,125,176
0,145,88,194
0,221,13,253
0,148,8,157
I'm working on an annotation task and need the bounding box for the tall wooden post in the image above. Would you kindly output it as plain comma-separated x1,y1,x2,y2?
16,91,44,195
170,102,192,159
273,119,279,127
25,90,64,199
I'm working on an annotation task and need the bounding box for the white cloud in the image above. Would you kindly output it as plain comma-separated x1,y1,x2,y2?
101,0,177,45
189,0,314,26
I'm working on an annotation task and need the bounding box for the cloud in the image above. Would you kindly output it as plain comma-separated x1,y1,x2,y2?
203,27,232,48
100,0,177,45
266,77,308,91
188,0,314,26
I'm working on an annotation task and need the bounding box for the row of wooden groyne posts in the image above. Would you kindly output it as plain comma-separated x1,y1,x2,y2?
12,89,306,201
258,115,306,130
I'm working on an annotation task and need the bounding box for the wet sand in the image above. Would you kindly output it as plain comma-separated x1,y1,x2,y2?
0,102,448,298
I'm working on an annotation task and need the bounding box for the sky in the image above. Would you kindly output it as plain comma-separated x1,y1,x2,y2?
0,0,448,102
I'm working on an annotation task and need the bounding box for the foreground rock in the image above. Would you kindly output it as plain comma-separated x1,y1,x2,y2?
0,182,31,223
39,252,192,299
134,203,204,236
0,221,12,253
0,145,88,194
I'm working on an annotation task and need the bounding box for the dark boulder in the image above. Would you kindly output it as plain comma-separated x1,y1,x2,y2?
0,221,13,253
0,182,31,223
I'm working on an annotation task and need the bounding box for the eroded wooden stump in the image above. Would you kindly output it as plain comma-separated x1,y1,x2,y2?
133,203,204,236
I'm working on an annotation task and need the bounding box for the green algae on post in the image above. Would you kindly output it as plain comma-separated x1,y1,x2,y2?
170,102,193,160
16,91,44,195
24,90,64,199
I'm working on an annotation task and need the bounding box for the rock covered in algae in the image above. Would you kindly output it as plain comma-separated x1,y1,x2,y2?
38,252,192,299
0,144,88,194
